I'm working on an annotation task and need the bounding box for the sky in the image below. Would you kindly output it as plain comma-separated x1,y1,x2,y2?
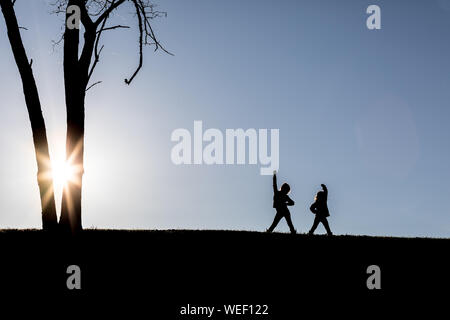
1,0,450,237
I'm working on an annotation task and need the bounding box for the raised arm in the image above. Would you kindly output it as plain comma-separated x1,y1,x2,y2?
286,195,295,206
273,171,278,193
321,184,328,200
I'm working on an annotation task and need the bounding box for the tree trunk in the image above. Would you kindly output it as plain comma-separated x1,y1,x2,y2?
59,0,91,233
58,96,85,233
0,0,58,230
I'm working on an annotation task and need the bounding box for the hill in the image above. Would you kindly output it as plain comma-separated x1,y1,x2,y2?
0,229,448,315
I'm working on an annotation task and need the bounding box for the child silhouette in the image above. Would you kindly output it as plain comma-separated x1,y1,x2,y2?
266,171,296,234
308,184,333,236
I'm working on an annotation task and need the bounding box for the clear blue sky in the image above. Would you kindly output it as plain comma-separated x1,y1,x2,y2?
1,0,450,237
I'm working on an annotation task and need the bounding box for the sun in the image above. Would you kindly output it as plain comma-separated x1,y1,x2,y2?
52,160,77,191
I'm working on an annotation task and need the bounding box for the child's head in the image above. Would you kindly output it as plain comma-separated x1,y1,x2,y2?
314,191,325,202
280,183,291,195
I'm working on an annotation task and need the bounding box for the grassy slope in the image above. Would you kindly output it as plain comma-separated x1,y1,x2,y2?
0,229,448,313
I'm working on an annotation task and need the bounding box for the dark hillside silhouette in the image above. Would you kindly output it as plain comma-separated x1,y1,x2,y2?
0,229,448,314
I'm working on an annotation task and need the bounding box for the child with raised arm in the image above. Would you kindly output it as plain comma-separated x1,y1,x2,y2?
308,184,333,236
266,171,297,234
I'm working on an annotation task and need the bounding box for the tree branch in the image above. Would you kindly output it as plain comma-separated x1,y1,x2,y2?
85,80,102,92
86,13,108,87
53,0,172,88
78,0,94,29
94,0,126,27
97,24,129,33
124,0,143,85
137,1,173,56
87,41,103,84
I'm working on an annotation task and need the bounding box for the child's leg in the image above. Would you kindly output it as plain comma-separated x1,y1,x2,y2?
267,211,283,232
308,216,320,234
321,217,333,235
284,212,296,234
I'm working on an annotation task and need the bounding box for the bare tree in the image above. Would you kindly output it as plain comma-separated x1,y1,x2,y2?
0,0,58,230
56,0,170,232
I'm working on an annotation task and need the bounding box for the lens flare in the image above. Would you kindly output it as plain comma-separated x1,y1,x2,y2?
52,160,77,191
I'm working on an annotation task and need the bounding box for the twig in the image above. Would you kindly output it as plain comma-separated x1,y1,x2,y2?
97,24,130,33
124,0,143,85
85,81,102,92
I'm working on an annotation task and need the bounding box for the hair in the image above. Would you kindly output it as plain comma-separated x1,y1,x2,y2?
314,191,325,202
280,183,291,194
